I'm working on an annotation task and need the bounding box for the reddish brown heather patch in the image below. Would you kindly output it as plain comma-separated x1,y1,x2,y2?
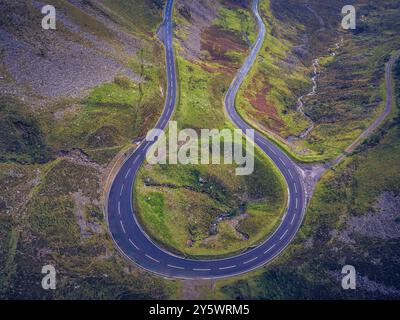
201,25,248,73
244,81,284,133
194,60,237,75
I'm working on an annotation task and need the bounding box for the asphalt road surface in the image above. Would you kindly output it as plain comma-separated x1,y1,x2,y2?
106,0,306,279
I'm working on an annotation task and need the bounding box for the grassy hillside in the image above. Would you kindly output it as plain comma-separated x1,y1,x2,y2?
211,57,400,300
301,0,400,159
136,151,286,257
235,0,400,161
0,96,53,164
0,0,177,299
1,0,399,300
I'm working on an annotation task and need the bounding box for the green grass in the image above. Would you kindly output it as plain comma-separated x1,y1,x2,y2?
46,0,116,40
174,56,229,129
215,5,257,44
101,0,163,35
46,64,163,152
28,195,80,246
37,159,100,199
135,147,286,257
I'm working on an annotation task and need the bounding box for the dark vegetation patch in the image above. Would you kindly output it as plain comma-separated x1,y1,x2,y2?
0,96,54,164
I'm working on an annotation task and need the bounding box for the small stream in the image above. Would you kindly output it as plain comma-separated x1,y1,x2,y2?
297,57,319,139
296,38,343,139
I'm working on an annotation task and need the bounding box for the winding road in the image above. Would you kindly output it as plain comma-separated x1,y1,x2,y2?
106,0,306,279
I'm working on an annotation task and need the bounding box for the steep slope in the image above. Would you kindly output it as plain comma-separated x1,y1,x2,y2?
0,0,176,299
235,0,400,161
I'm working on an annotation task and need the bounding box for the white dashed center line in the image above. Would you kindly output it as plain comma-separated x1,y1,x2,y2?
125,168,131,179
168,264,185,270
290,213,296,225
128,238,139,250
264,244,276,254
279,229,288,241
145,254,160,263
120,220,126,234
118,201,121,216
132,156,140,166
243,256,258,265
218,265,237,270
193,268,211,272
